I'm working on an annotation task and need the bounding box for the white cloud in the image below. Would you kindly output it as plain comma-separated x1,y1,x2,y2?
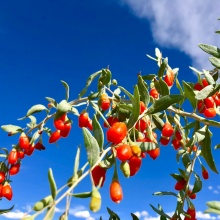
119,0,220,69
209,186,213,190
74,210,91,218
196,211,216,219
2,210,30,219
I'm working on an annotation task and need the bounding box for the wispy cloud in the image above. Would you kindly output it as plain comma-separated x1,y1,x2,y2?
119,0,220,69
196,211,217,219
2,210,30,219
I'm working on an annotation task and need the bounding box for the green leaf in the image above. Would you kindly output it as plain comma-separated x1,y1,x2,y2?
74,146,80,176
138,75,150,107
101,69,112,86
99,153,115,169
118,86,133,100
127,86,140,129
153,191,178,197
70,191,92,198
152,114,164,131
54,100,71,120
214,144,220,149
79,70,102,98
142,74,156,81
159,77,169,96
158,57,168,78
106,207,120,220
170,173,184,181
198,44,220,58
45,97,57,107
181,153,191,170
138,141,159,152
0,205,14,215
1,124,22,134
150,204,171,219
147,95,184,114
30,131,40,145
131,213,139,220
182,81,196,109
203,70,215,85
26,104,48,117
82,128,100,167
195,85,214,100
92,115,104,150
192,173,202,194
201,128,218,173
209,57,220,68
33,195,53,211
48,168,57,200
61,80,70,101
205,201,220,215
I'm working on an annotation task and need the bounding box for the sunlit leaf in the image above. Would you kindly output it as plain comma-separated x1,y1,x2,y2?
54,100,71,120
70,191,92,198
92,115,104,150
150,204,170,219
159,78,169,96
1,124,22,134
153,191,178,197
0,205,14,215
201,128,218,173
48,168,57,200
205,201,220,215
61,80,70,101
26,104,48,117
82,128,100,167
198,44,220,58
195,85,214,100
79,70,102,98
158,58,168,78
182,81,196,109
118,86,133,100
138,75,150,107
209,57,220,68
33,195,53,211
131,213,139,220
147,95,184,114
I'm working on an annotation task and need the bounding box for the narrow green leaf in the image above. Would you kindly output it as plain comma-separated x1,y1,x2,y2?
152,114,164,131
150,204,171,219
138,75,150,107
26,104,48,117
192,173,202,194
45,97,57,107
92,115,104,150
183,121,196,130
99,153,115,169
142,74,156,80
118,86,133,100
79,70,102,98
1,124,22,134
101,69,112,86
158,57,168,78
198,44,220,58
170,173,184,181
206,201,220,210
127,86,140,129
201,128,218,173
70,191,92,198
205,208,220,215
209,57,220,68
195,85,214,100
182,81,196,109
106,207,120,220
159,78,169,96
153,191,178,197
214,144,220,149
82,128,100,167
203,70,215,85
74,146,80,176
0,205,14,215
48,168,57,200
182,153,191,170
131,213,139,220
147,95,184,114
61,80,70,101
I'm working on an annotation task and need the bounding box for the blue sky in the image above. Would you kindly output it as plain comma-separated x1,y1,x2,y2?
1,0,220,219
